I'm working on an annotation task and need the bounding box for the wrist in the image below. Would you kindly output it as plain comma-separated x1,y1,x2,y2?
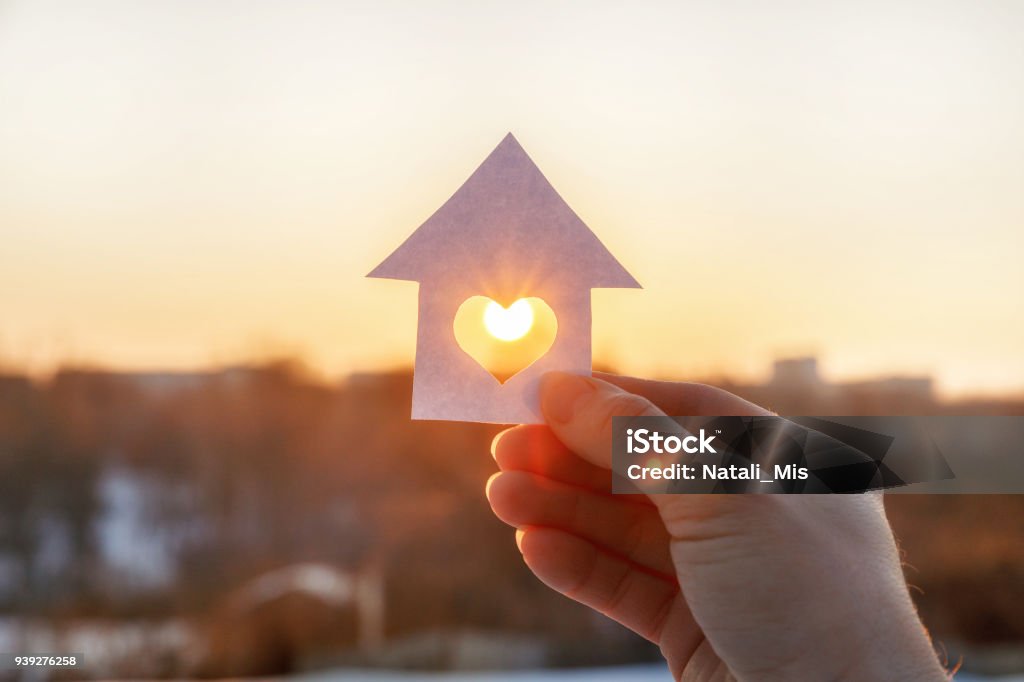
836,612,948,682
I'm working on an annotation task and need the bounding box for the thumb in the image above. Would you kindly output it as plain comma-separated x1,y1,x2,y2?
539,372,665,469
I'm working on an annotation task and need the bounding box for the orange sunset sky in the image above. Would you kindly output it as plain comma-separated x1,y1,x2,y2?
1,0,1022,397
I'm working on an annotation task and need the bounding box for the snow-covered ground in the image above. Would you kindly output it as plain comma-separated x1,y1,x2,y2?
284,665,1021,682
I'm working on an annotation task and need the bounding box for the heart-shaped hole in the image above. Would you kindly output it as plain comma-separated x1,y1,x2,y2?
453,296,557,383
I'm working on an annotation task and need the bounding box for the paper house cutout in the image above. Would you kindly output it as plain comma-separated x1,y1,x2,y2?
368,133,640,423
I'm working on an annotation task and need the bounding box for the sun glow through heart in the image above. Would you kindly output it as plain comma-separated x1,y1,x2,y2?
483,299,534,341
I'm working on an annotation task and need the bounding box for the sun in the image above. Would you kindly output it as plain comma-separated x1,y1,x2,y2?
483,299,534,341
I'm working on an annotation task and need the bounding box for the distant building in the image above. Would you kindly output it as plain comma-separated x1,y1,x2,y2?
726,356,935,415
770,357,822,388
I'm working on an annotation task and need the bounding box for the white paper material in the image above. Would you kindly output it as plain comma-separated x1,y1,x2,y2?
368,133,640,423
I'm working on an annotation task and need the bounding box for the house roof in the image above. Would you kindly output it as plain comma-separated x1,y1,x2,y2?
367,133,640,296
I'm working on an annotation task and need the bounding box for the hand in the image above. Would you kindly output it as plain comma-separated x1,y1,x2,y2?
487,372,947,681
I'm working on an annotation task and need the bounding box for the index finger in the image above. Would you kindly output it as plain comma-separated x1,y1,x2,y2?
593,373,771,417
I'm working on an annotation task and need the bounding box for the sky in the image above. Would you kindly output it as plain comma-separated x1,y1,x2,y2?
1,0,1022,397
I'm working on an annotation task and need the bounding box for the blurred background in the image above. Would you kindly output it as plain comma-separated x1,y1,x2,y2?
1,0,1023,679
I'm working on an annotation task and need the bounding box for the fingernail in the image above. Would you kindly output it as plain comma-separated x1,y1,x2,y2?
540,372,596,424
514,529,526,553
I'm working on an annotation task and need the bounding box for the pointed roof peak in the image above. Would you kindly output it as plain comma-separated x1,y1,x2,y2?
368,135,640,293
479,131,526,160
